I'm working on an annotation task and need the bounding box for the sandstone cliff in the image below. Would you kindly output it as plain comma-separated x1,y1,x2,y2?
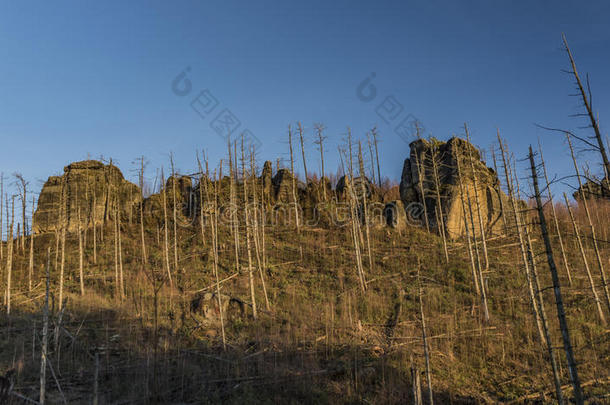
399,137,509,239
33,160,140,233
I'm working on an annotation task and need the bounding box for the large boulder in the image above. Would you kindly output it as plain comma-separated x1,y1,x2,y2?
399,137,509,239
33,160,140,233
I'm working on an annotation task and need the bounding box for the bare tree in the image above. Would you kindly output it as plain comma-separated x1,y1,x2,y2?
242,136,257,319
563,193,605,324
538,142,572,285
464,125,489,270
29,196,35,292
288,125,300,231
161,168,173,287
371,126,381,188
417,262,433,405
430,143,449,263
13,173,27,251
297,122,309,182
529,145,583,404
40,249,50,404
567,134,610,314
314,123,327,201
562,34,610,181
6,196,14,314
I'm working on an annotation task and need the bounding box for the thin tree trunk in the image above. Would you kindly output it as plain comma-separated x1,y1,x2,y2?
288,125,300,231
431,144,449,263
58,179,66,311
529,145,583,405
562,34,610,180
539,142,572,285
372,127,381,188
567,134,610,314
139,157,147,268
93,179,97,265
40,249,50,405
563,193,605,324
117,197,124,300
465,125,489,270
464,178,489,321
315,123,327,201
512,162,549,345
242,137,257,319
78,201,85,296
250,148,270,310
456,155,480,295
229,139,241,277
417,264,433,405
170,154,180,290
29,197,35,293
161,169,173,287
491,147,508,233
297,122,309,182
6,196,14,314
524,222,564,404
340,149,366,292
358,142,374,274
414,153,430,233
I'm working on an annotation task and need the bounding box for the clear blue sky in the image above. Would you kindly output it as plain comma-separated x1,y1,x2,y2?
1,1,609,201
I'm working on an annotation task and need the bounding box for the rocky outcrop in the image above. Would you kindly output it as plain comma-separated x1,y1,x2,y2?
33,160,140,233
399,137,509,239
574,177,610,200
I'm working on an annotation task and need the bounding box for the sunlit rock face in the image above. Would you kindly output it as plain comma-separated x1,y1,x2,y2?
400,137,510,239
33,160,140,233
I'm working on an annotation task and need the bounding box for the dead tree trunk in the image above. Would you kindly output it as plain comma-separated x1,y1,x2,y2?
288,125,300,231
314,123,327,201
431,144,449,263
29,197,35,293
40,249,50,405
417,264,433,405
58,179,66,311
465,125,489,270
250,148,270,310
513,163,550,345
161,169,173,287
567,134,610,314
6,196,14,314
358,142,374,275
414,153,430,233
524,220,564,404
529,145,583,405
371,127,381,188
242,137,257,319
228,139,241,279
139,157,147,267
562,34,610,180
491,147,508,233
538,143,572,285
77,198,85,296
297,122,309,183
456,154,480,295
563,193,605,324
170,154,179,284
498,133,544,337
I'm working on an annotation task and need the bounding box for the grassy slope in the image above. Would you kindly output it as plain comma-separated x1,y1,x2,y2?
1,209,609,404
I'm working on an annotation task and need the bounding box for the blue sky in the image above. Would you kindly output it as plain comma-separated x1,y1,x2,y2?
1,1,609,202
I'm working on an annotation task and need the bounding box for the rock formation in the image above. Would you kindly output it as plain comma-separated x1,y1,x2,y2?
399,137,509,239
574,177,610,200
33,160,140,233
